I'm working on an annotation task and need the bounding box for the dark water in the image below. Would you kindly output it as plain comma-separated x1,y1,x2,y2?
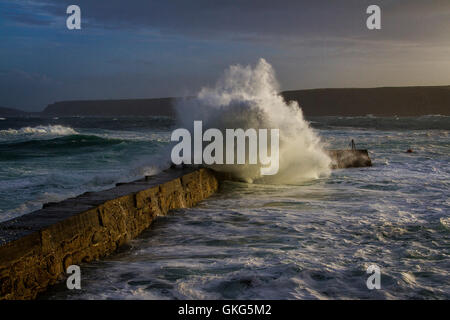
0,116,174,220
1,115,449,299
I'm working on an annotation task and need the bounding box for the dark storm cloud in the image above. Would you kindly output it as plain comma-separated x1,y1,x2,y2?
9,0,450,44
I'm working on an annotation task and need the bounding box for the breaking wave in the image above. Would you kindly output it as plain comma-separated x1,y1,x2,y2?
0,125,78,137
175,58,331,184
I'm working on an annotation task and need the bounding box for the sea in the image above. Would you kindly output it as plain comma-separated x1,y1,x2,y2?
0,114,449,299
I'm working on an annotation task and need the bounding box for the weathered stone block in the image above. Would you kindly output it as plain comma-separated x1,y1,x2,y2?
0,168,220,300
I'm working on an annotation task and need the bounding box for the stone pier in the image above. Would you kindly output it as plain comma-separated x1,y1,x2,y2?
327,150,372,169
0,150,373,300
0,168,219,300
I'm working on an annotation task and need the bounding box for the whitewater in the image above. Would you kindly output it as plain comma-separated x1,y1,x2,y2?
175,58,331,183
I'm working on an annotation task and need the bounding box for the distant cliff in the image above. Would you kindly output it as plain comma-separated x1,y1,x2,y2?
282,86,450,116
16,85,450,117
0,106,27,117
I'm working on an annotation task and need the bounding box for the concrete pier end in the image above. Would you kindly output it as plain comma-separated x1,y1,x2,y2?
327,149,372,169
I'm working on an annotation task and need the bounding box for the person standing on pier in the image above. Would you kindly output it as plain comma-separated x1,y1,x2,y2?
350,139,356,150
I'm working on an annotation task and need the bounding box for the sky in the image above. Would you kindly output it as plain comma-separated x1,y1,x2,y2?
1,0,450,111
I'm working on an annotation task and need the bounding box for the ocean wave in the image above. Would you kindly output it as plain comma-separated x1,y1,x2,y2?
1,134,121,148
309,115,450,130
0,134,127,160
0,161,167,222
175,59,331,184
0,124,78,136
440,217,450,230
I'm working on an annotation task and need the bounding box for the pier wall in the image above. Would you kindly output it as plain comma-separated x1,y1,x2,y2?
0,168,218,300
0,151,373,300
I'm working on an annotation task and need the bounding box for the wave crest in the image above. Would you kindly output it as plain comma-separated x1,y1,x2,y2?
0,125,78,136
175,58,331,184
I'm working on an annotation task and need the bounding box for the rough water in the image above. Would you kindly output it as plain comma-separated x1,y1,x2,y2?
1,114,448,299
0,117,173,221
1,62,449,300
175,59,331,183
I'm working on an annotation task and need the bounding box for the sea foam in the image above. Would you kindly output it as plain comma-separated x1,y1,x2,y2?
175,58,331,184
0,125,78,136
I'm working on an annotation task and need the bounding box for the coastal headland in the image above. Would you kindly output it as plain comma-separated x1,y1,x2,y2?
2,86,449,117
